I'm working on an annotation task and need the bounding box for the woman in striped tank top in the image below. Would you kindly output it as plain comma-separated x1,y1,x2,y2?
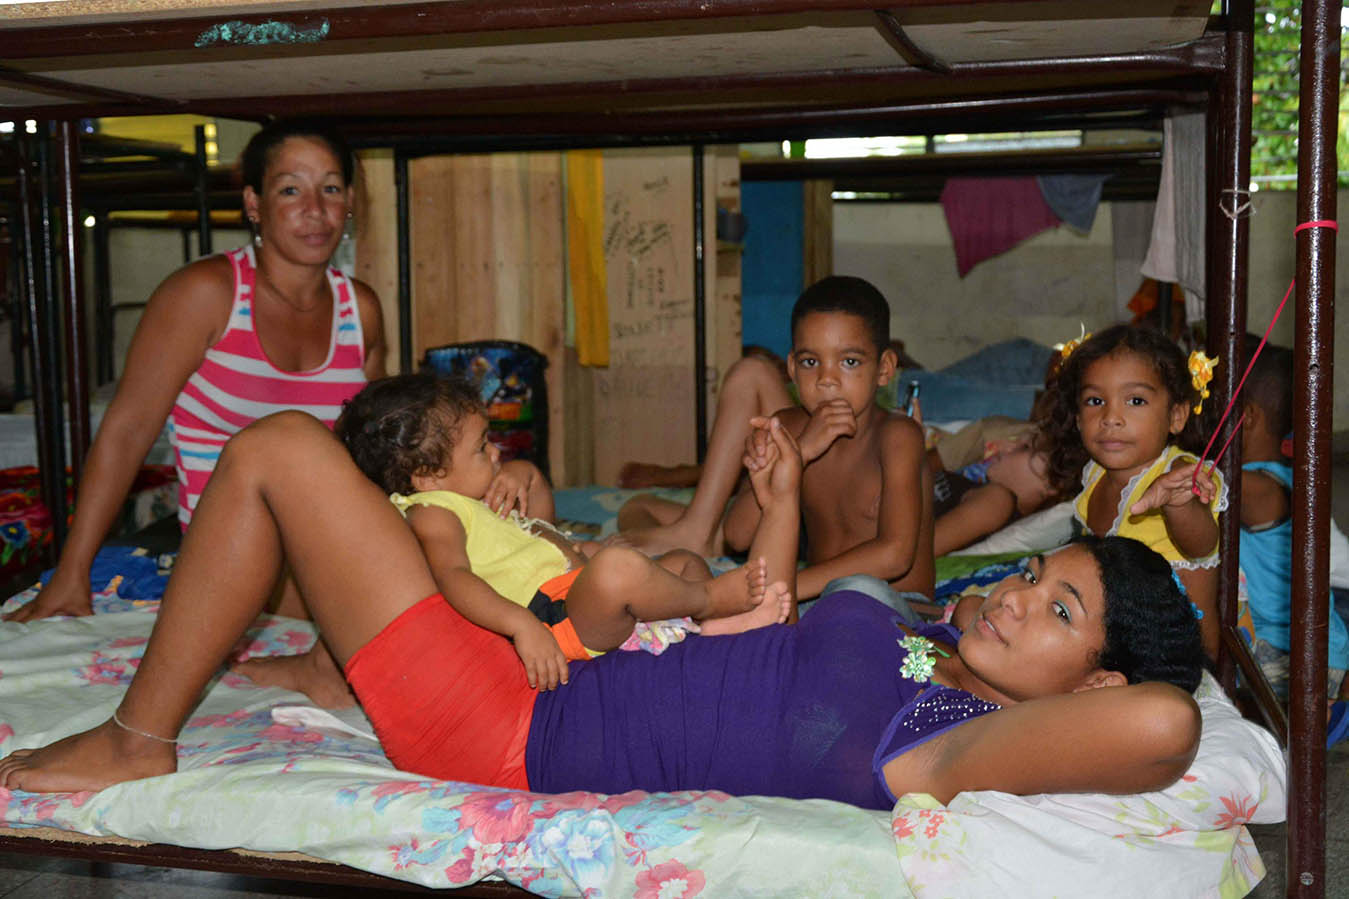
7,119,386,623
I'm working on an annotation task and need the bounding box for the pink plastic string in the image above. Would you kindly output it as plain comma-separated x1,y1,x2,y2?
1190,218,1338,494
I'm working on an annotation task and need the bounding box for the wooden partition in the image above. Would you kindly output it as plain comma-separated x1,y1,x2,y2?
357,146,741,487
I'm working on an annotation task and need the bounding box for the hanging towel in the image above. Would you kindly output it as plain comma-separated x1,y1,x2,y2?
940,177,1061,277
1035,173,1111,233
1141,111,1207,322
566,150,609,366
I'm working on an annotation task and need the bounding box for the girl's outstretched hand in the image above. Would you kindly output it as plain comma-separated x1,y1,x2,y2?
1130,461,1214,516
512,618,569,691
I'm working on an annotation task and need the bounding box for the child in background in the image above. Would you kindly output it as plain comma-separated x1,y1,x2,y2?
1233,339,1349,741
721,277,933,604
1037,324,1224,656
335,374,791,691
931,434,1059,556
620,276,933,608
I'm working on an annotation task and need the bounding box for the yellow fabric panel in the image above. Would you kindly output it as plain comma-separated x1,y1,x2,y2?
389,490,569,607
566,150,609,367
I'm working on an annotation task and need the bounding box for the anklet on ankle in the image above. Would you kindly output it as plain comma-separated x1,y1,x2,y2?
111,710,179,744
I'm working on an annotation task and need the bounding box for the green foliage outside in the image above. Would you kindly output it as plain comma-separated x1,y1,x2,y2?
1247,3,1349,188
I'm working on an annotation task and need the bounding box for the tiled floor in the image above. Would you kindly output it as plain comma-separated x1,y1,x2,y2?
3,452,1348,897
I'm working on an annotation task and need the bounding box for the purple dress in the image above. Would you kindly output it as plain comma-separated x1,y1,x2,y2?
526,591,999,810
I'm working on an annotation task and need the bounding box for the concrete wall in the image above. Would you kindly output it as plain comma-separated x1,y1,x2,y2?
834,191,1349,430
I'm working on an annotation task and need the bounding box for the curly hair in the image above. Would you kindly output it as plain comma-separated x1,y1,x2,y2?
1035,324,1205,495
334,374,485,495
1076,535,1205,691
790,276,891,354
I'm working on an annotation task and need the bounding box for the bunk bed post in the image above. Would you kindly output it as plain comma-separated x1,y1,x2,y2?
1209,0,1254,696
92,211,113,386
194,123,212,257
395,149,413,374
18,124,69,557
1288,1,1340,895
57,120,90,485
692,143,708,462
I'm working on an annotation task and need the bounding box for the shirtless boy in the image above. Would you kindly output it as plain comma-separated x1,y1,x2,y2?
622,276,934,606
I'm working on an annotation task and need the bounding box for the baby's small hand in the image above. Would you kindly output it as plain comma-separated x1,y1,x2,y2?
485,463,536,518
513,619,569,691
797,398,857,462
1130,462,1212,516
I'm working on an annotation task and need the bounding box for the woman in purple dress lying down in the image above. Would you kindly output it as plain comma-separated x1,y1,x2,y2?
0,410,1205,809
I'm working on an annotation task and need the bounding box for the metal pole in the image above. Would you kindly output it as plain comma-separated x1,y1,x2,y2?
692,144,708,462
25,125,68,556
395,150,413,373
194,124,212,257
1288,1,1339,895
58,120,90,485
93,212,113,385
1211,0,1254,695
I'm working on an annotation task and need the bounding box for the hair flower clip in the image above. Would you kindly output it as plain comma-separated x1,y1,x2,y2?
1188,350,1219,414
1054,324,1091,362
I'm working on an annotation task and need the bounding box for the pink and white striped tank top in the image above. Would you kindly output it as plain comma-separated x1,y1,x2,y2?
169,245,367,529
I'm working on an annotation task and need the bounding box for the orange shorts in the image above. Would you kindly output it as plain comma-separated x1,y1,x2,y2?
344,594,536,790
533,568,594,661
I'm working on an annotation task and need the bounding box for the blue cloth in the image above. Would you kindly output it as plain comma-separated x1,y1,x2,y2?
801,574,925,625
38,545,169,601
1240,461,1349,668
936,338,1056,388
526,592,991,810
1035,174,1111,232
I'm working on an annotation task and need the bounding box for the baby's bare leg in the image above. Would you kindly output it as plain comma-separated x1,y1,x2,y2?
566,548,767,650
655,548,713,581
619,355,791,556
699,579,791,635
0,412,438,794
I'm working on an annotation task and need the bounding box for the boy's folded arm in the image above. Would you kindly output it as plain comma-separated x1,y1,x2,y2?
406,504,539,638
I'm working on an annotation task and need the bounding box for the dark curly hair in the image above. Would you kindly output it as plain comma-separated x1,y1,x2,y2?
1076,535,1205,691
334,374,485,495
1241,333,1293,441
790,276,891,354
1036,324,1206,495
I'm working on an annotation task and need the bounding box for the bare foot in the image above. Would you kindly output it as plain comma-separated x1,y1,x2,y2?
697,557,768,620
618,462,702,489
700,580,791,636
231,645,355,709
0,719,176,793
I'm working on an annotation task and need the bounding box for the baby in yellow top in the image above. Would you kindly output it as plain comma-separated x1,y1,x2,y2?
338,373,791,690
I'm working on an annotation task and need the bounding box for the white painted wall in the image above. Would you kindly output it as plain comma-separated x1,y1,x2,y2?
834,192,1349,430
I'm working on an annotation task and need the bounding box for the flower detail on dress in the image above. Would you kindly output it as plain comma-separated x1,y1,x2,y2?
898,635,948,683
1188,350,1218,414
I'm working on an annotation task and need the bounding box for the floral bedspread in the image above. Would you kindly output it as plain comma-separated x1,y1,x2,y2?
0,553,1285,897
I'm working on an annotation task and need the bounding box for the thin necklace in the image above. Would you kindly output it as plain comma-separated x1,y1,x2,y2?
256,264,326,314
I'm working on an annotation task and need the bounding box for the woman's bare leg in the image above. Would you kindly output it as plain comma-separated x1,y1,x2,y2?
0,412,438,794
619,355,791,557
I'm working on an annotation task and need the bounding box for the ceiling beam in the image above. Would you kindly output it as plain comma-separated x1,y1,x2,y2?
0,0,1121,60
